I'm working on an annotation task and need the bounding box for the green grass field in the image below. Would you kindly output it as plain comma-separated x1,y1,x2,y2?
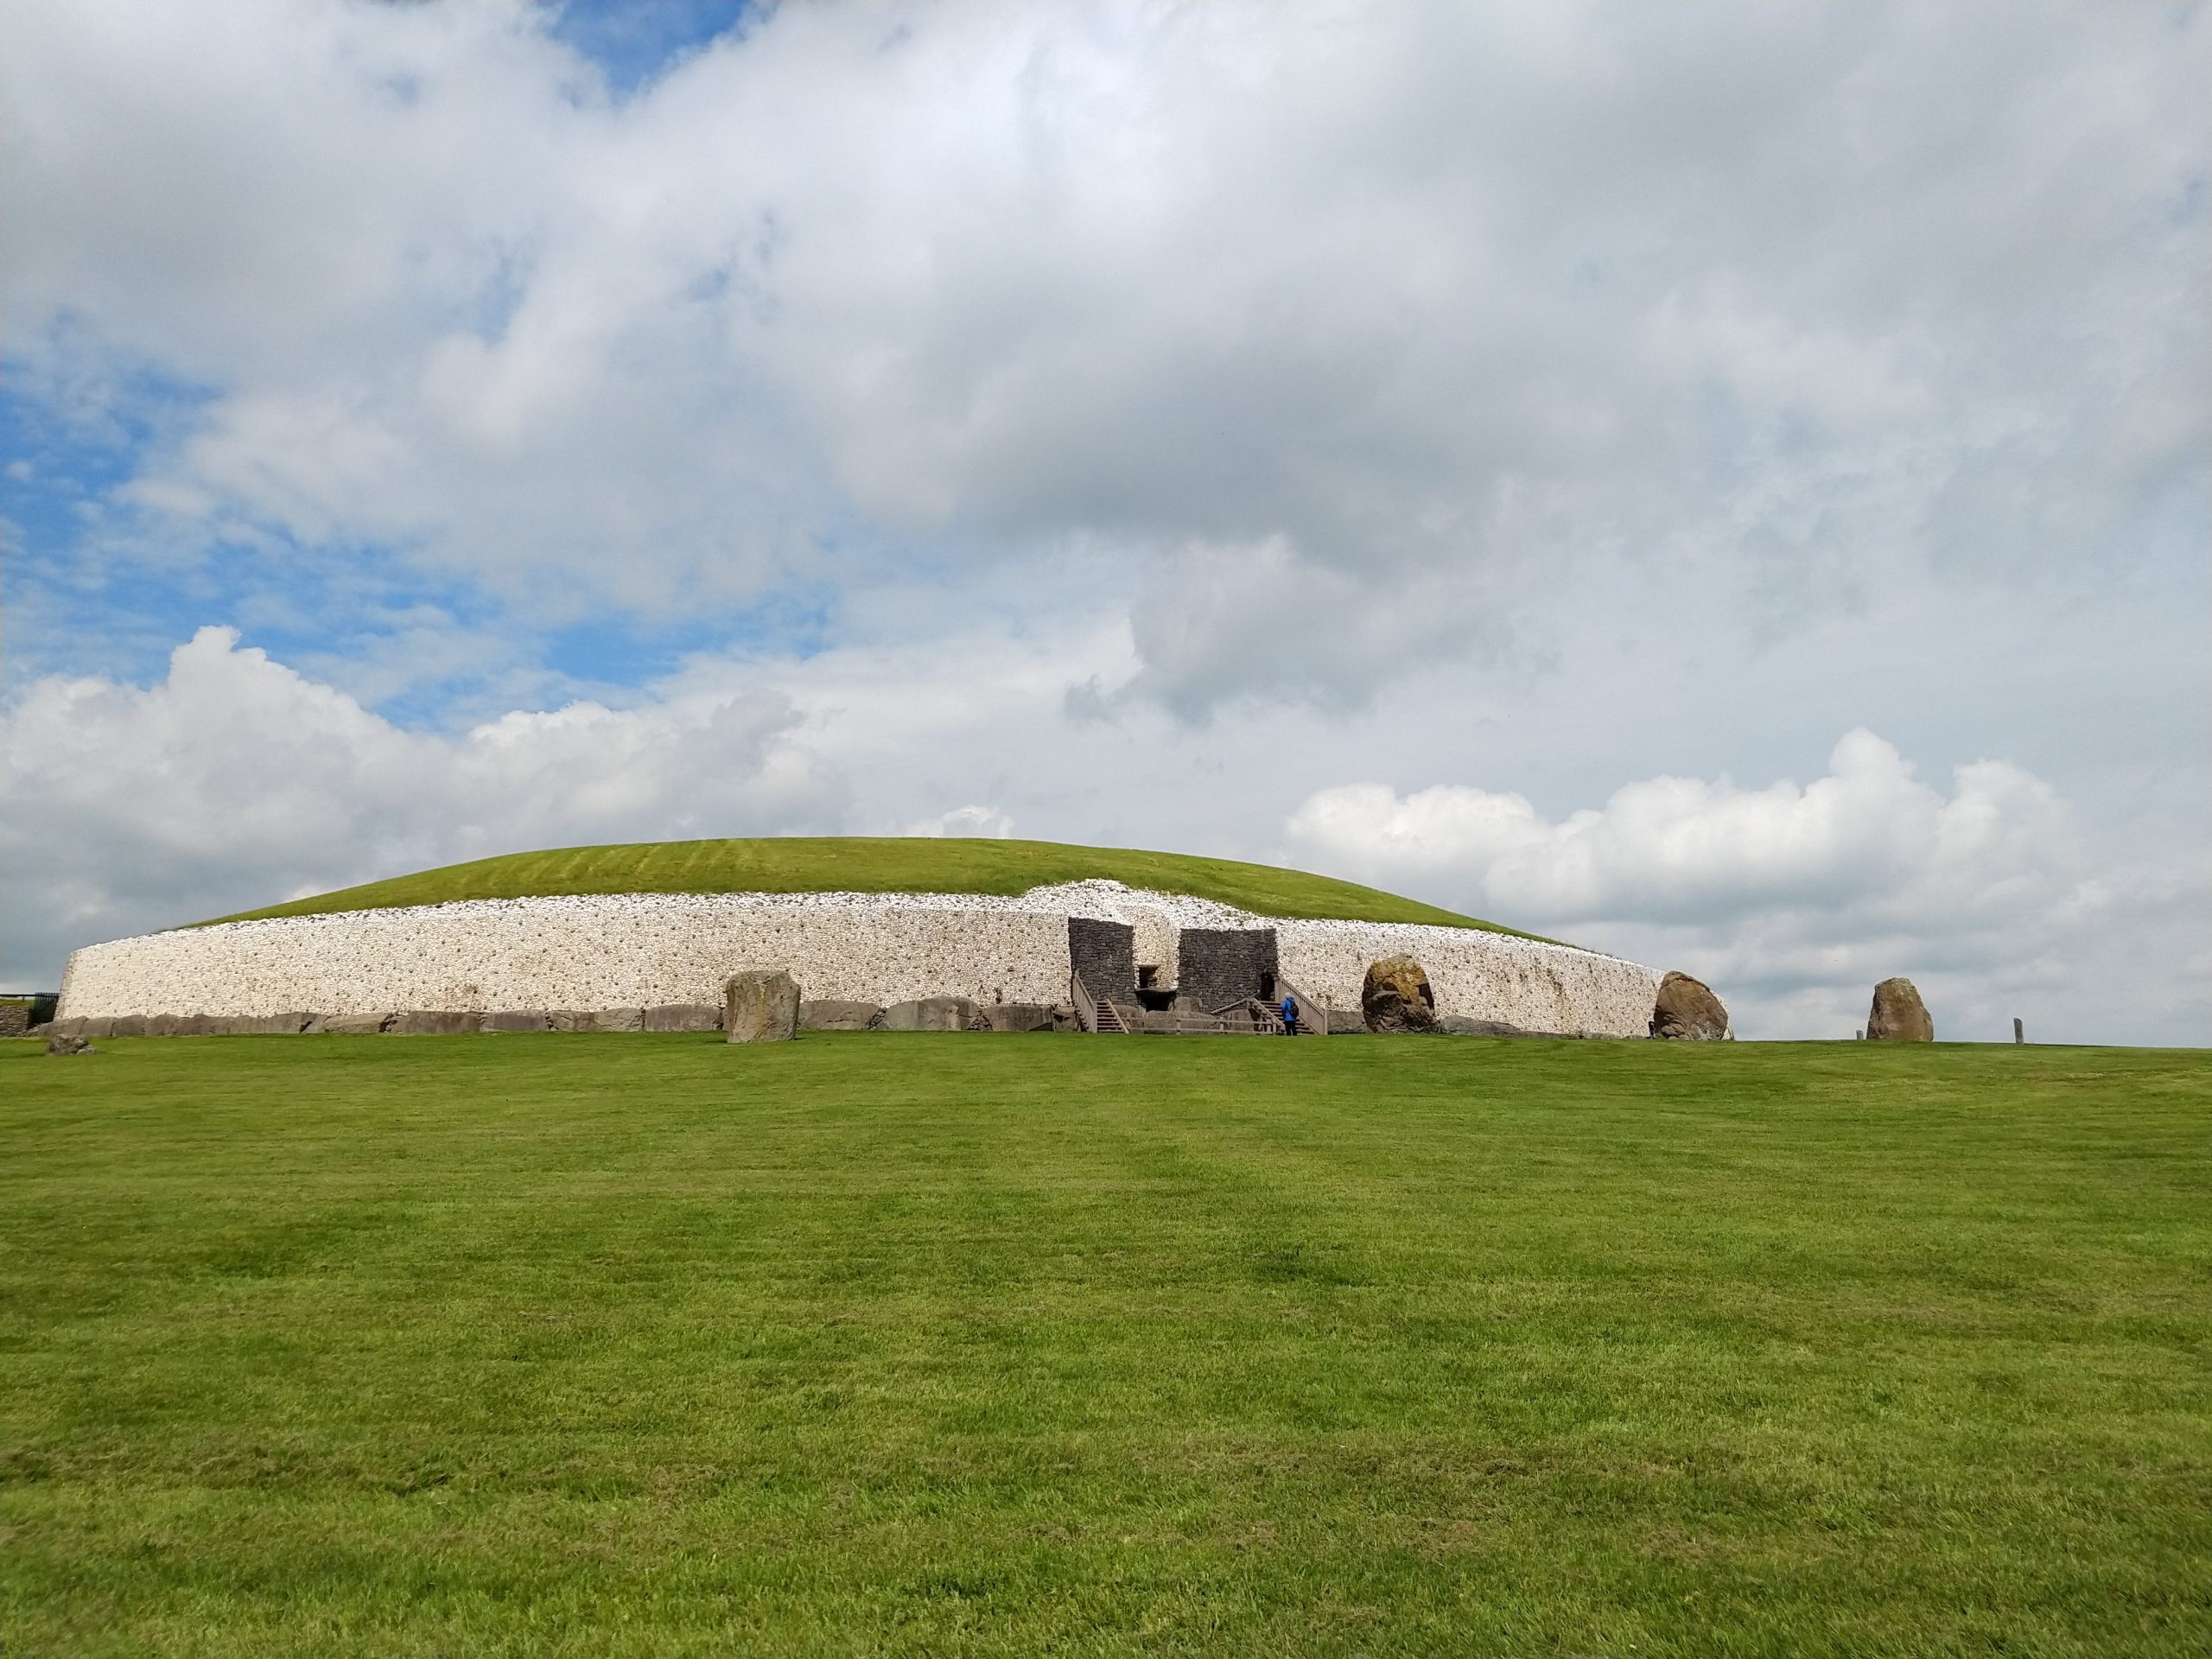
203,835,1543,937
3,1033,2207,1656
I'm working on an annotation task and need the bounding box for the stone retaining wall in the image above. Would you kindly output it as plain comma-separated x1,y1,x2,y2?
56,898,1071,1020
54,884,1660,1038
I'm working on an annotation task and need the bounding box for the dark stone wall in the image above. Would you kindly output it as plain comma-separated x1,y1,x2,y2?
1067,918,1136,1000
1176,928,1279,1010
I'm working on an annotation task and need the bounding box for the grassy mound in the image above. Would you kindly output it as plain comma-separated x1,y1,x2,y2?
3,1034,2207,1655
207,836,1552,938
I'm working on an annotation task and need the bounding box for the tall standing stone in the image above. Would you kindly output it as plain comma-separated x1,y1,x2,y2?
1649,971,1730,1040
1362,955,1438,1033
724,970,800,1044
1866,978,1934,1042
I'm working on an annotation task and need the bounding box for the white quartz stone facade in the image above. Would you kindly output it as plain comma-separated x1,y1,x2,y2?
56,880,1660,1037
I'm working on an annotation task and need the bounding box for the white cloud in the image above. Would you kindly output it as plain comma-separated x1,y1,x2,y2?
3,0,2202,702
1282,733,2206,1044
903,805,1017,840
0,627,844,976
1284,730,2070,928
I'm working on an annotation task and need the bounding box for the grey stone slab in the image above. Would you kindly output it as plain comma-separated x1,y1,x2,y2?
882,996,979,1032
321,1012,394,1035
389,1010,483,1036
982,1002,1055,1033
1438,1015,1541,1038
798,999,884,1032
642,1003,721,1033
109,1015,148,1039
482,1011,553,1033
216,1013,311,1035
550,1008,645,1033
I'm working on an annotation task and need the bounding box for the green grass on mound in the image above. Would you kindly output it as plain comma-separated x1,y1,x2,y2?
202,836,1551,938
3,1033,2208,1656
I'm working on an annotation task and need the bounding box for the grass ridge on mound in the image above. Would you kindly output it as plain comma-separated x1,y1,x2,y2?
200,836,1565,942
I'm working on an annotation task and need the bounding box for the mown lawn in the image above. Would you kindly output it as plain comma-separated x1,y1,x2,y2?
1,1033,2206,1656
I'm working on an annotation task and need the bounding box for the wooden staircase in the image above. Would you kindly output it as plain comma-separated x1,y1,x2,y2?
1092,999,1128,1033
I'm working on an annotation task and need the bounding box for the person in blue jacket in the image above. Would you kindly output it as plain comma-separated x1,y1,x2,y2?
1280,992,1299,1035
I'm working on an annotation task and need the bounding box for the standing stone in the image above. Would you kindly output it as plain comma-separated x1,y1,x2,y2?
1650,971,1730,1041
1866,978,1934,1042
1362,955,1438,1033
723,970,800,1044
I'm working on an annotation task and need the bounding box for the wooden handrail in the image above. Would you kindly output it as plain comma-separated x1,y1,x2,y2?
1277,976,1328,1037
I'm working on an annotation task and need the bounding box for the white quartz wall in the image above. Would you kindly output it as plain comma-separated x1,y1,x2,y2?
54,880,1662,1036
1276,921,1659,1038
56,897,1074,1018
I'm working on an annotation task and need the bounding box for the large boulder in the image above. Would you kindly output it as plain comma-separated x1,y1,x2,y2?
1866,978,1934,1042
724,971,800,1044
1362,955,1438,1033
1650,971,1730,1041
46,1031,92,1056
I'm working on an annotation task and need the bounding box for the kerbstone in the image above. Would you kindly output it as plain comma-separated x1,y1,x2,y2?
550,1009,644,1033
643,1003,721,1033
390,1010,482,1035
883,997,978,1032
321,1012,392,1034
799,999,882,1032
1440,1014,1539,1037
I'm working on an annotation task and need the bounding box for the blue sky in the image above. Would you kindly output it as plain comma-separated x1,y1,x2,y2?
548,0,759,97
3,0,2206,1042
